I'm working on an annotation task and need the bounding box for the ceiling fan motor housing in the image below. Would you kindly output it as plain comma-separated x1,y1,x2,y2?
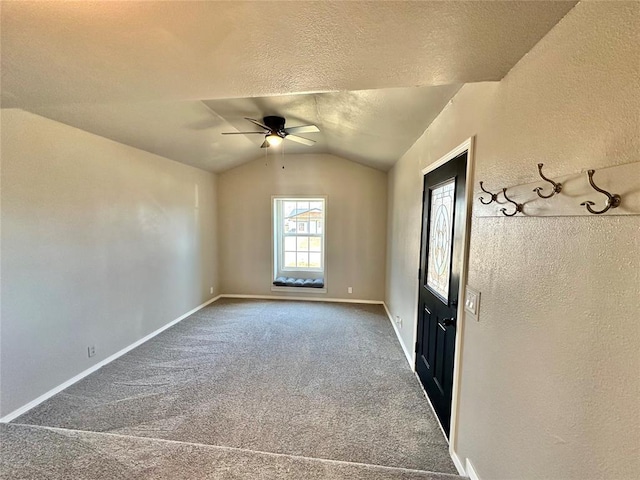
263,116,286,135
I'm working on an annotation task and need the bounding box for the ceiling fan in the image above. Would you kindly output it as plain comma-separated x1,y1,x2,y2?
222,116,319,148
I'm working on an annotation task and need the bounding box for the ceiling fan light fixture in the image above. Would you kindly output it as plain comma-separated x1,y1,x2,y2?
266,133,283,147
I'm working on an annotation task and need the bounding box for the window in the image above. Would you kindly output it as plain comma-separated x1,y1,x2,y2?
273,197,325,277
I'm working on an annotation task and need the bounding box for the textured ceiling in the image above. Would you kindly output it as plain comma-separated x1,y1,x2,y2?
26,86,461,172
0,1,577,171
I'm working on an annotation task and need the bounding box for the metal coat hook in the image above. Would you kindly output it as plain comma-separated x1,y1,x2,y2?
479,181,500,205
500,188,523,216
580,169,621,214
533,163,562,199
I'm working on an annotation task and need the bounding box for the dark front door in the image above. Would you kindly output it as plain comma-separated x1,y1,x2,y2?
416,152,467,438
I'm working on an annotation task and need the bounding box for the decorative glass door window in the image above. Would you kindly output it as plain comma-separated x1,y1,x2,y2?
426,179,455,301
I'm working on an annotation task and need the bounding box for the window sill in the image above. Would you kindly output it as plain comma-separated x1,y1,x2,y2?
271,286,327,294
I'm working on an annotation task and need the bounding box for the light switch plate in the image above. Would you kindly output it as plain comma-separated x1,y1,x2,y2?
464,286,480,319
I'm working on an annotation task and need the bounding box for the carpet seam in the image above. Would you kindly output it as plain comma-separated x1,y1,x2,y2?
8,423,463,478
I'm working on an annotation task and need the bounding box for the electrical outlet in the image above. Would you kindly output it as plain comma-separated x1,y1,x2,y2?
395,315,403,328
348,287,353,294
87,345,96,358
210,287,214,294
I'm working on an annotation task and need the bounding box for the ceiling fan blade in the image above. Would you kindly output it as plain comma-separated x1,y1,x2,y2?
284,125,320,135
260,139,270,148
285,134,315,146
221,131,266,135
245,117,272,131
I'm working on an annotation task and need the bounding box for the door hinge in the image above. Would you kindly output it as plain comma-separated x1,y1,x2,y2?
418,268,421,280
415,341,420,352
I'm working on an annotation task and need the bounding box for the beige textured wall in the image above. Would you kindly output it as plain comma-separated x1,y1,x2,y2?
0,109,218,417
218,154,386,301
386,3,639,480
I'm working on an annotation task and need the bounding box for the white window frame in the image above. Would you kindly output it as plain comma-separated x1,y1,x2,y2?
272,196,327,291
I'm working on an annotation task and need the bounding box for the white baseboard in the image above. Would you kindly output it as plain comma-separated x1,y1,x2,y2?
0,295,222,423
450,449,466,476
382,302,414,370
466,458,482,480
220,293,383,305
448,451,481,480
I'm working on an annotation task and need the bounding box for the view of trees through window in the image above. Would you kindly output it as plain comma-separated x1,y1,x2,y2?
282,200,324,269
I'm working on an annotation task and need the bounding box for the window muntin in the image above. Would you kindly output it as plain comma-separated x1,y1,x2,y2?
275,198,325,273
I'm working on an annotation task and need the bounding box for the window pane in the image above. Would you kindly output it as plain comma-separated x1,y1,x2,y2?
309,252,321,268
297,252,309,267
296,203,309,226
284,202,296,217
284,252,297,267
284,236,296,251
296,236,309,251
284,218,296,233
309,237,321,252
284,201,298,233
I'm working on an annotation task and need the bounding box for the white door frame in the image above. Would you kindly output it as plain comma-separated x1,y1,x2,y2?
418,136,475,464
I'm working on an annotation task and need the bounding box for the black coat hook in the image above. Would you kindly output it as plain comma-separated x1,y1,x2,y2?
479,181,500,205
533,163,562,199
500,188,523,216
580,169,621,214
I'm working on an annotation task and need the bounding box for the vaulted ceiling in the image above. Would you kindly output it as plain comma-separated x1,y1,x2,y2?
1,1,577,172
